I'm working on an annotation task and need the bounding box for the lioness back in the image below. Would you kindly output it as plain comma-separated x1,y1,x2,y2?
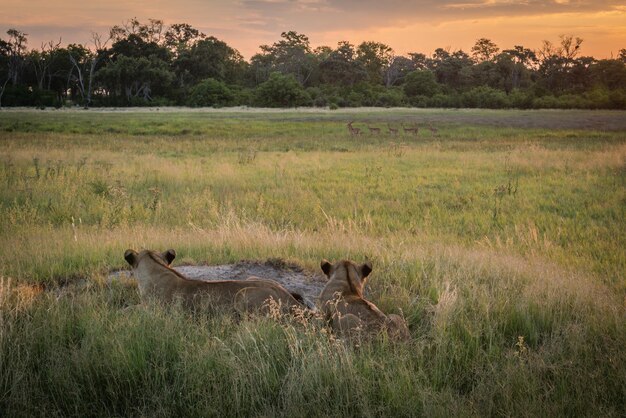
319,258,409,339
124,249,306,315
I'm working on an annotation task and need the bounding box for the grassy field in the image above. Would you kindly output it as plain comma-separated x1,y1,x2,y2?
0,108,625,416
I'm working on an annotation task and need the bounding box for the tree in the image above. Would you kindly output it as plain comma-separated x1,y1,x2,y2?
537,35,585,93
537,54,569,93
471,38,499,63
33,44,73,102
568,56,596,92
318,41,366,86
502,46,537,68
187,78,234,107
431,48,473,90
183,37,246,85
356,41,394,84
0,38,9,107
164,23,207,89
107,33,170,61
68,32,111,107
250,31,315,86
110,18,165,44
538,35,583,63
384,56,415,87
0,21,622,109
313,46,332,60
559,35,583,60
471,60,503,90
51,47,73,94
408,52,431,70
493,50,534,92
590,59,626,90
164,23,205,54
97,19,175,104
248,51,274,85
29,39,62,90
97,54,174,103
432,47,451,62
0,29,28,107
67,43,91,102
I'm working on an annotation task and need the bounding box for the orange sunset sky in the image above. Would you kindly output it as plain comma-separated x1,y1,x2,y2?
1,0,625,59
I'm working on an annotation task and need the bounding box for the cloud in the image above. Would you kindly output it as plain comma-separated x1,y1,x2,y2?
236,0,623,32
229,0,625,57
1,0,623,57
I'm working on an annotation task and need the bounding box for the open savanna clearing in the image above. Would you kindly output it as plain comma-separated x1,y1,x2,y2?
0,108,625,417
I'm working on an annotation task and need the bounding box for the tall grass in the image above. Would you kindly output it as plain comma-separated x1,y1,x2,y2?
1,249,624,416
0,109,625,416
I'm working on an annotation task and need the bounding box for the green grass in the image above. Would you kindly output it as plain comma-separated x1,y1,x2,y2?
0,108,625,416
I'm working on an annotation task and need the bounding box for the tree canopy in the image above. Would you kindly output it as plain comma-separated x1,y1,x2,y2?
0,21,624,109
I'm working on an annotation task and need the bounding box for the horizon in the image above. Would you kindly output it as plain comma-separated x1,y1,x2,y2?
1,1,625,60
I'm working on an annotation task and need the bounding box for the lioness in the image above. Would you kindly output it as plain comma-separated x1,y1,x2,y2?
319,259,409,339
124,248,308,315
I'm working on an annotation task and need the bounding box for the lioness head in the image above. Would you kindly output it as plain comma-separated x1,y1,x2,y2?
124,248,177,268
320,259,372,297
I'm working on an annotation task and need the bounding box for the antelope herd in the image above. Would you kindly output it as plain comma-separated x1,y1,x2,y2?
348,121,438,137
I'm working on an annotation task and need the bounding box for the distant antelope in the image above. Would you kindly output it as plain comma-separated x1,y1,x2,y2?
347,121,361,136
428,123,439,136
387,123,398,136
402,124,418,135
367,125,381,134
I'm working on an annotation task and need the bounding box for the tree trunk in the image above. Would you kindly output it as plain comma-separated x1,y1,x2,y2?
86,58,99,107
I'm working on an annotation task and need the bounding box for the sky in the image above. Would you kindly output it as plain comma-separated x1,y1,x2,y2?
1,0,625,59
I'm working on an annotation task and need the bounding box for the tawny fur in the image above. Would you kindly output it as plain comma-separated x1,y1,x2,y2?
319,259,409,339
124,249,306,315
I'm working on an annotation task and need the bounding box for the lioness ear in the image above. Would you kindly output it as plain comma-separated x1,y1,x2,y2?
124,249,138,267
321,259,332,276
361,261,373,278
163,249,176,265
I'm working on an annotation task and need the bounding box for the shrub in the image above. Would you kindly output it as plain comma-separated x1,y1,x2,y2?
306,87,327,107
407,95,429,108
346,91,365,107
608,89,626,109
532,95,560,109
508,89,534,109
557,94,587,109
351,82,381,106
461,86,509,108
231,86,254,106
254,72,311,107
428,93,461,108
187,78,235,107
583,88,611,109
404,70,441,98
0,86,58,107
375,87,406,107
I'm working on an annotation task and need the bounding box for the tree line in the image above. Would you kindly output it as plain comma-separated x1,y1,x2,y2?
1,18,625,109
